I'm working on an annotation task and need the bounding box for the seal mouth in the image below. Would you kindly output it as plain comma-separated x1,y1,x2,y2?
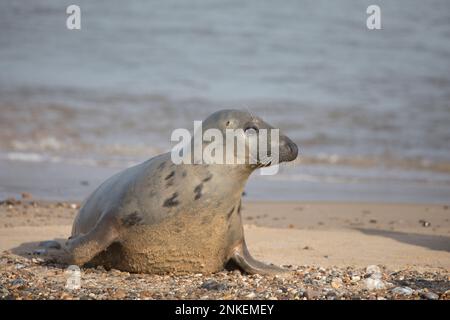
254,159,274,168
256,161,272,168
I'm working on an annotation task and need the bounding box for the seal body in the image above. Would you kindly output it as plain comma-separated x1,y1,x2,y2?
66,109,298,274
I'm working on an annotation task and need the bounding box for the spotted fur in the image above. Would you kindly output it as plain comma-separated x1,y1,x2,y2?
163,192,179,207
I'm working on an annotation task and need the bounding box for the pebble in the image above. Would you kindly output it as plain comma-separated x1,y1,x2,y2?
60,292,73,300
391,286,414,296
331,278,343,289
32,257,44,264
304,288,321,299
296,288,306,297
326,290,338,299
0,286,10,298
364,278,386,290
366,265,382,276
200,279,228,291
421,291,439,300
245,292,256,299
110,289,126,299
11,278,26,289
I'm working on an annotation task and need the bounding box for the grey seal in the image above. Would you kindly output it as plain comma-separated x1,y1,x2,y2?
65,109,298,274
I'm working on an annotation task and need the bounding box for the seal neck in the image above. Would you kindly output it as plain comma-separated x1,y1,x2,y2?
189,163,253,187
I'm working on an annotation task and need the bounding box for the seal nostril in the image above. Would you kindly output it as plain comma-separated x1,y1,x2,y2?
289,142,298,158
286,143,292,153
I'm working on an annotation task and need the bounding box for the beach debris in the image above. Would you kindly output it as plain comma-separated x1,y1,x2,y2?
419,220,431,227
364,277,386,290
391,286,414,296
364,265,386,290
366,265,382,277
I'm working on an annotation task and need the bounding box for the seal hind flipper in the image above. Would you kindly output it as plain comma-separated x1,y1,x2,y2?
65,214,120,266
229,241,288,275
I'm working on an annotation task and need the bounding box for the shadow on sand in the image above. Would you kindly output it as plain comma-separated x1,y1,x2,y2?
10,238,68,263
355,228,450,252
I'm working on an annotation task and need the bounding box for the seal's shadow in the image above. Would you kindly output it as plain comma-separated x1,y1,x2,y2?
10,238,68,263
355,228,450,252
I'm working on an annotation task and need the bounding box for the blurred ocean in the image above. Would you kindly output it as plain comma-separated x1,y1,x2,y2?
1,0,450,203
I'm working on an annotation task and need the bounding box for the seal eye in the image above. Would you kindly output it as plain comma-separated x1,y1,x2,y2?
244,126,258,136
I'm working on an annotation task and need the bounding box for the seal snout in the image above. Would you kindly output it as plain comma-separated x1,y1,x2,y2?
279,135,299,162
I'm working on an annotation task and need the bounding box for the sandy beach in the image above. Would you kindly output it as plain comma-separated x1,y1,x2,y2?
1,197,449,300
2,0,450,304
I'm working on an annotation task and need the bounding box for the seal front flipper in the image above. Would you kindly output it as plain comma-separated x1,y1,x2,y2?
65,214,120,266
229,240,289,275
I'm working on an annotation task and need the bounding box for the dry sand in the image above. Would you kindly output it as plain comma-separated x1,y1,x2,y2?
0,198,449,299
